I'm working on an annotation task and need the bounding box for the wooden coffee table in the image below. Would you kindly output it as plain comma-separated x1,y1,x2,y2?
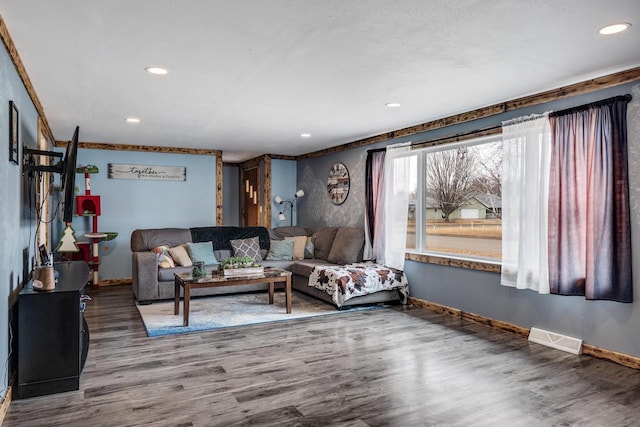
174,267,292,326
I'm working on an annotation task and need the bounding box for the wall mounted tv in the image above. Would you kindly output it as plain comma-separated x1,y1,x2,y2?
23,126,80,224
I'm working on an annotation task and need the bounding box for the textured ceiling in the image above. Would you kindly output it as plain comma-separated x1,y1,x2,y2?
1,1,639,161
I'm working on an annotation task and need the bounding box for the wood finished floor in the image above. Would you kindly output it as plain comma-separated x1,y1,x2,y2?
5,285,640,427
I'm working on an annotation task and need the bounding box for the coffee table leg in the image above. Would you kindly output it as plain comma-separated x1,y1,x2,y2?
285,276,291,314
269,282,274,304
174,279,180,315
183,284,190,326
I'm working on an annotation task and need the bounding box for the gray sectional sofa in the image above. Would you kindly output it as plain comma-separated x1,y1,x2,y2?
130,225,404,308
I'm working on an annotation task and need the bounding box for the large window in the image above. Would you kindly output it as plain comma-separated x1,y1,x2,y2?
406,136,502,261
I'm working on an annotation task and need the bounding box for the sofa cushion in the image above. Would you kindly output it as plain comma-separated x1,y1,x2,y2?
186,241,217,265
265,239,294,260
230,237,262,262
131,228,192,252
158,265,197,282
269,226,313,240
290,259,337,278
312,227,339,260
285,236,306,260
169,244,193,267
327,227,365,265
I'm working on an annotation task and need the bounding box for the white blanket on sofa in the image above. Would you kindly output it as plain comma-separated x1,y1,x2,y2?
308,263,409,306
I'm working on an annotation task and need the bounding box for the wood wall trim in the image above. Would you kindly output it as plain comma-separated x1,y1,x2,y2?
216,155,223,225
0,15,55,144
297,67,640,159
269,154,297,161
405,252,501,273
0,383,12,425
99,278,132,287
408,296,640,370
263,156,272,227
582,344,640,370
55,140,222,156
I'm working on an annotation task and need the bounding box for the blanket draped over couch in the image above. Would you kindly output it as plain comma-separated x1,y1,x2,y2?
131,225,408,308
308,263,409,307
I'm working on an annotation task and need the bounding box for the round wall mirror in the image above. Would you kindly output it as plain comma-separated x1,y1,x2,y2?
327,162,350,205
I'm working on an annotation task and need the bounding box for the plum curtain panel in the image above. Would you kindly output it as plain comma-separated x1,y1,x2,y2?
548,95,633,302
381,142,412,270
364,149,386,261
501,113,552,294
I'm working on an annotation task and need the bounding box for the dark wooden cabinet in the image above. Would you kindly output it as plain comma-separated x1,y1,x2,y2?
17,261,90,398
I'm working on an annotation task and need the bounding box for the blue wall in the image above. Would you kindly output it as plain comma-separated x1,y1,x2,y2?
271,159,298,227
0,41,40,400
298,81,640,358
64,149,217,280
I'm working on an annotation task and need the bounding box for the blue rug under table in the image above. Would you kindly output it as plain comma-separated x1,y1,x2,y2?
136,290,384,337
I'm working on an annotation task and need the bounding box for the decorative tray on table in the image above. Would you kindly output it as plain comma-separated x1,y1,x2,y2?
219,256,264,277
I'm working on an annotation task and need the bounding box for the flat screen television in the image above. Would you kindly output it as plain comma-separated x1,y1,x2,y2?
61,126,79,224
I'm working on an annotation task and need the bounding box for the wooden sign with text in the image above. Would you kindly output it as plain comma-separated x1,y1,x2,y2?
108,164,186,181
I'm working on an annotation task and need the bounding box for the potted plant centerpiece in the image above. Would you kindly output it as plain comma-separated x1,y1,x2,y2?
219,256,264,277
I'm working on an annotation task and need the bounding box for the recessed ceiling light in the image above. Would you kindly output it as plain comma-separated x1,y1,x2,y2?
598,22,631,35
145,66,168,75
300,133,311,138
386,103,401,108
125,117,140,123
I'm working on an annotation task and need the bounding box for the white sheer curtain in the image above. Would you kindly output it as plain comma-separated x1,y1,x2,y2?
381,142,412,270
501,113,551,293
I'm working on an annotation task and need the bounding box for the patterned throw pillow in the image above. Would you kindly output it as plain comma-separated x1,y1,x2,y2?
285,236,307,260
304,236,315,259
152,245,175,268
168,244,193,267
265,239,294,261
230,237,262,262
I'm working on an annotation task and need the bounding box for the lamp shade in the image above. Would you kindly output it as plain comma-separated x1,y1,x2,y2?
278,212,286,221
295,189,305,198
275,196,283,204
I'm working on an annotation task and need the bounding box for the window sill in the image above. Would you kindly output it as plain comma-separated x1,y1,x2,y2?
405,252,501,273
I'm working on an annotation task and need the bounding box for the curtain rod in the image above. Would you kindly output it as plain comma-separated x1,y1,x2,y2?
366,147,387,153
410,124,502,150
550,94,632,117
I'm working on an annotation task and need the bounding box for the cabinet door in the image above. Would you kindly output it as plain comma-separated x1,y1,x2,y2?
19,291,80,386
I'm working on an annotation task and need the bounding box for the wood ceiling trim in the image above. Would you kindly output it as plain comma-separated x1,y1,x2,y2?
54,140,221,157
297,66,640,160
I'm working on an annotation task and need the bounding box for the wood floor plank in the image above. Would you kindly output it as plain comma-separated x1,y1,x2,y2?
4,285,640,426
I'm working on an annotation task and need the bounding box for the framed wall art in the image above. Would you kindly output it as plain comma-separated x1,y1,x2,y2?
327,162,350,205
9,101,19,165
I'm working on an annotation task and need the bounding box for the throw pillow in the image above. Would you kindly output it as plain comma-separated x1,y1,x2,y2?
168,244,193,267
230,236,262,262
304,236,315,259
186,241,217,265
312,227,339,260
265,239,294,261
152,245,175,268
285,236,307,260
327,228,365,265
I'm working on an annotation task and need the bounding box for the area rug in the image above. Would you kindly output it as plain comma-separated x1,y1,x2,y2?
137,291,383,337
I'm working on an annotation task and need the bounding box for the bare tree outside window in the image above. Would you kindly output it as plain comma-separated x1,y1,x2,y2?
425,146,478,222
